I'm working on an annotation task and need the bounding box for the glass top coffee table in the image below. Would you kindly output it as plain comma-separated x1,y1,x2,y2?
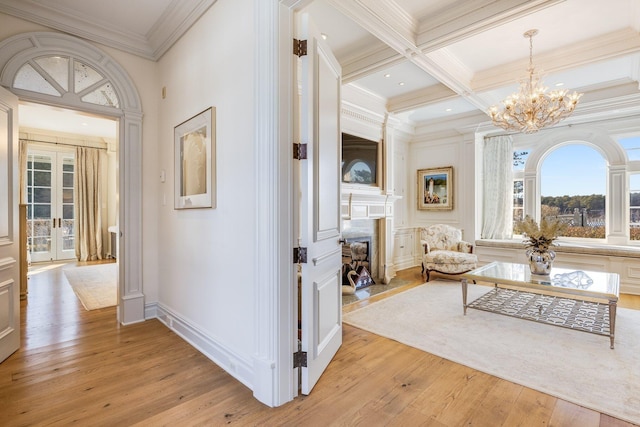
461,261,620,349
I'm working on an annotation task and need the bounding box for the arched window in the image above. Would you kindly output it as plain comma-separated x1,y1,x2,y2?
620,136,640,240
540,144,606,239
512,149,530,230
13,55,120,108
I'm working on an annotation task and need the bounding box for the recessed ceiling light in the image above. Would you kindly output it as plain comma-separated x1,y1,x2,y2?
555,82,564,87
445,108,452,112
398,82,405,86
82,122,89,126
321,33,328,40
384,73,391,78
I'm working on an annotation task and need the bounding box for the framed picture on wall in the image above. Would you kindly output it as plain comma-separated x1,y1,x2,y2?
174,107,216,209
417,166,453,210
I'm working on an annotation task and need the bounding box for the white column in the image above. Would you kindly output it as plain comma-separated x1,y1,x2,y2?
118,110,145,325
381,116,396,283
608,164,627,244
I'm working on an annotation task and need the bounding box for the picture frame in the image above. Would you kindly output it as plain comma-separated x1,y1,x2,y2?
417,166,453,210
174,107,216,209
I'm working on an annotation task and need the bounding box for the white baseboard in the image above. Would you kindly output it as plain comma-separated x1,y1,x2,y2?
623,283,640,296
394,258,418,272
148,303,255,392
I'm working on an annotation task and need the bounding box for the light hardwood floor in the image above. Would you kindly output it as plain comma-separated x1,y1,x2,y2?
1,262,638,426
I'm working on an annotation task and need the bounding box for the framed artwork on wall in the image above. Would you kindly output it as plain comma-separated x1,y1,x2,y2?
174,107,216,209
417,166,453,210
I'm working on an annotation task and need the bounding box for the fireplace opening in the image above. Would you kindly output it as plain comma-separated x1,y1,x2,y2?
341,236,375,290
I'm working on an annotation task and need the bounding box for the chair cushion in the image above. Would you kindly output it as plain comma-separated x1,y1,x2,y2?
423,250,477,274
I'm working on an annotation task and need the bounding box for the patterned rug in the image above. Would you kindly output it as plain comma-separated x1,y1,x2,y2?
343,281,640,425
64,263,117,310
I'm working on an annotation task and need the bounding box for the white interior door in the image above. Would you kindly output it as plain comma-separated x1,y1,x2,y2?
26,149,76,262
0,86,20,363
296,12,342,394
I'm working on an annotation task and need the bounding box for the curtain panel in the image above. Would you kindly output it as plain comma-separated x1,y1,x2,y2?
74,146,103,261
481,135,514,239
18,139,28,204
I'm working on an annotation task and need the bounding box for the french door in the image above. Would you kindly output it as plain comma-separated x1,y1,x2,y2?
26,149,76,262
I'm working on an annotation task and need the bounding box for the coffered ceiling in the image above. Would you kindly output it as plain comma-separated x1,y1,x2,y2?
306,0,640,127
1,0,639,135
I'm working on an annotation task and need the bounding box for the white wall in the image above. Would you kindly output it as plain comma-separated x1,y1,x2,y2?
409,132,477,241
156,0,257,374
1,0,260,392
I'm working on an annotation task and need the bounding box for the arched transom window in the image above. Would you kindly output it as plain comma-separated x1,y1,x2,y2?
13,55,120,108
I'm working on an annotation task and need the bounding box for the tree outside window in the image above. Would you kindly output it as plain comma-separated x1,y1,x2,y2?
540,145,606,239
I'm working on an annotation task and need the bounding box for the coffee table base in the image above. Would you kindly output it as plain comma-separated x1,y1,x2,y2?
462,280,616,349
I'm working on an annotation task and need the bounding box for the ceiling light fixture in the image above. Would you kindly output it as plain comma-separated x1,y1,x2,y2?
488,29,582,134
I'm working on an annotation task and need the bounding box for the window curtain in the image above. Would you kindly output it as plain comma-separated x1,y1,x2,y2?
481,135,514,239
18,139,27,204
74,146,103,261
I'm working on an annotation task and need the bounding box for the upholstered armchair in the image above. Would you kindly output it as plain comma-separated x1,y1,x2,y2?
420,224,478,282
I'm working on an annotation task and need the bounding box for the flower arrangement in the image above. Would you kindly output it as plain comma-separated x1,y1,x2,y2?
517,215,567,252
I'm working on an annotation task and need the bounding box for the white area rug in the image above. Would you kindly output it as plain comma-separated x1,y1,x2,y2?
64,263,117,310
343,281,640,425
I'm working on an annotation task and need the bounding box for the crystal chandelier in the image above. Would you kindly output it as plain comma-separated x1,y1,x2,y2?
488,29,582,134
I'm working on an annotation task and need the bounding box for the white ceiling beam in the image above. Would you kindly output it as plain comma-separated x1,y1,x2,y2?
329,0,568,111
387,83,458,113
415,0,565,51
472,28,640,92
325,0,418,57
341,45,405,83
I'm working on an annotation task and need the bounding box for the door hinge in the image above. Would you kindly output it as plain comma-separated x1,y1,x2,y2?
293,351,308,368
293,247,308,264
293,39,307,57
293,143,307,160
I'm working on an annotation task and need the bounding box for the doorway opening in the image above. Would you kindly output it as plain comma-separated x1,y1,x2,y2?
0,31,145,324
21,102,119,316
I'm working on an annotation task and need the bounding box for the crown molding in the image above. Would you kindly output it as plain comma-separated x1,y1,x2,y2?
148,0,217,60
0,0,215,61
342,83,388,123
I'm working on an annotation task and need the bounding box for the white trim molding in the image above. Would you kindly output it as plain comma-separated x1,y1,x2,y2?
155,303,254,389
0,0,217,61
0,32,145,325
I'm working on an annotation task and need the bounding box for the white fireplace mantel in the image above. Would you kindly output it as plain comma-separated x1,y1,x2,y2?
341,186,400,220
341,187,401,284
